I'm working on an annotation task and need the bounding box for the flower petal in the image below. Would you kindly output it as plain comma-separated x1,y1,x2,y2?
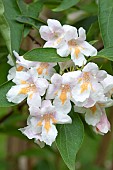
6,85,27,103
63,25,78,41
39,25,53,41
78,27,86,41
55,112,72,124
53,97,71,114
41,122,58,146
71,49,87,66
57,43,70,57
80,41,97,56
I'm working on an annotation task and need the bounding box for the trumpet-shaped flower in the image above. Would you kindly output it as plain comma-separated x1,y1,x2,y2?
72,62,107,106
6,70,48,107
46,71,81,114
20,100,72,146
57,26,97,66
39,19,64,48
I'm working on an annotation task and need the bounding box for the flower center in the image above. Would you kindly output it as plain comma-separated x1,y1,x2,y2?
38,113,57,132
68,39,77,47
80,72,91,93
60,84,70,104
16,66,24,71
19,81,37,97
37,63,49,75
90,105,97,114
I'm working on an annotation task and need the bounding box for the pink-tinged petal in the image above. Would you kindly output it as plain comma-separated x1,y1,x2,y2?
78,27,86,41
46,84,57,99
41,100,52,108
53,97,71,114
41,122,58,146
34,78,48,96
71,49,87,66
29,106,41,116
101,74,113,93
80,41,97,56
19,116,42,139
83,97,95,108
27,92,41,108
63,25,78,41
57,43,70,57
96,111,110,134
47,19,63,34
51,73,62,85
39,26,53,41
7,67,16,81
44,40,56,48
6,85,27,104
85,105,102,126
55,112,72,124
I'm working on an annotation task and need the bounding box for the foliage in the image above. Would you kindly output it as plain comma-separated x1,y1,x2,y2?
0,0,113,170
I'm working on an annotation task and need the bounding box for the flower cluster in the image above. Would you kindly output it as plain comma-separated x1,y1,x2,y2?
7,19,113,146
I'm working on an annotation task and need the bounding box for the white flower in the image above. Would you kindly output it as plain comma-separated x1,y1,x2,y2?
20,100,72,146
39,19,64,48
57,26,97,66
72,62,107,106
46,71,81,114
30,62,56,80
6,70,48,107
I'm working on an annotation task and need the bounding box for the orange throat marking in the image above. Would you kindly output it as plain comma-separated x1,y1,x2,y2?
59,84,70,105
90,105,97,114
37,63,49,75
37,114,57,132
80,72,91,93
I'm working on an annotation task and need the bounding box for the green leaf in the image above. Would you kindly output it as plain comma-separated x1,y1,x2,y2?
0,81,16,107
56,111,84,170
0,62,10,86
17,0,43,18
98,0,113,48
90,47,113,61
0,0,11,53
53,0,80,12
24,48,71,62
16,16,44,30
0,0,24,55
